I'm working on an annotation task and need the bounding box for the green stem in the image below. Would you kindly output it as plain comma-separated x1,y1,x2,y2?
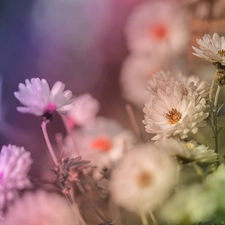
212,85,222,162
209,72,217,103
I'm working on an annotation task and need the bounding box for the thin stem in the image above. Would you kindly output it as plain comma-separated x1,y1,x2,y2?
140,213,148,225
209,71,217,103
214,86,221,107
65,193,87,225
149,211,158,225
61,115,80,156
213,85,222,163
41,121,58,166
125,104,145,142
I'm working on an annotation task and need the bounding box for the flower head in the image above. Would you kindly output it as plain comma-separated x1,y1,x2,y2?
125,1,189,57
192,33,225,65
143,72,209,140
4,190,76,225
146,71,209,100
155,138,217,164
67,93,100,127
0,145,32,210
110,143,177,214
14,78,73,120
65,117,136,170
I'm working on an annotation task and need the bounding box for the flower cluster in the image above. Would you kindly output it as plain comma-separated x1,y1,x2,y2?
143,71,209,140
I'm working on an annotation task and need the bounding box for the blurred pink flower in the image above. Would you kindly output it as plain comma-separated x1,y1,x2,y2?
67,94,100,127
0,145,32,210
4,190,76,225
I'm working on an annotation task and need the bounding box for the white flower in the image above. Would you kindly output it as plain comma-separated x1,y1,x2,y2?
110,143,177,214
155,138,217,163
67,93,100,127
0,145,32,210
143,79,209,140
14,78,73,118
64,117,136,177
192,33,225,65
146,71,209,100
125,1,189,57
120,55,162,107
4,190,76,225
160,184,217,224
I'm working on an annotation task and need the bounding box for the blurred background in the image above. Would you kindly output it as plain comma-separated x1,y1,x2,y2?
0,0,144,176
1,0,225,177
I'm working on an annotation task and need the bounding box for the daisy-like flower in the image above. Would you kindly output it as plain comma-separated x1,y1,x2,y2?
192,33,225,65
4,190,76,225
67,93,100,127
64,117,136,176
0,145,32,210
120,55,162,107
146,71,209,100
143,73,209,140
125,1,189,57
110,143,177,214
160,184,217,224
155,137,217,163
14,78,73,120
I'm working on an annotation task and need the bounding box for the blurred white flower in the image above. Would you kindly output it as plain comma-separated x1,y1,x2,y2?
192,33,225,65
160,184,217,224
125,1,189,57
143,78,209,140
110,143,177,214
64,117,136,175
155,138,217,163
120,55,161,107
14,78,73,119
4,190,76,225
67,93,100,127
0,145,32,210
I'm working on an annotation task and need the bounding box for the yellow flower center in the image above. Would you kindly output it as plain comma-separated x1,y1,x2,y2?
137,171,153,188
218,49,225,57
165,108,182,125
185,143,195,150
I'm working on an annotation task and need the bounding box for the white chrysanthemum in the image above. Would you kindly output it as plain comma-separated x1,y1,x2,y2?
110,143,177,214
146,71,209,100
67,93,100,127
160,184,217,224
155,138,217,163
120,55,162,107
192,33,225,65
64,117,136,169
4,190,76,225
14,78,73,118
125,1,189,57
0,145,32,210
143,81,209,140
177,0,225,20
